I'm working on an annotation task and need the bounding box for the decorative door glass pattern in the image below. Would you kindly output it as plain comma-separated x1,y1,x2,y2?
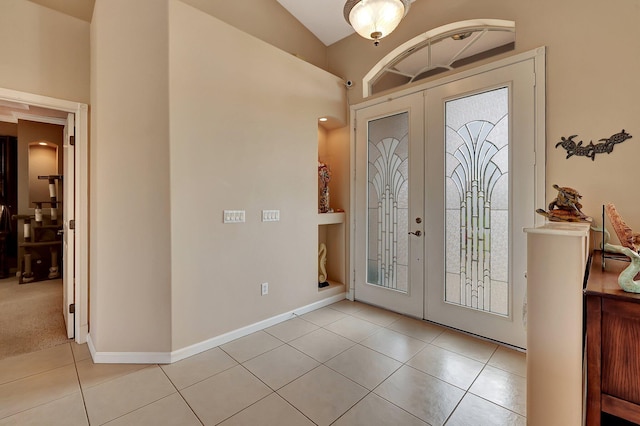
367,112,409,292
445,87,509,315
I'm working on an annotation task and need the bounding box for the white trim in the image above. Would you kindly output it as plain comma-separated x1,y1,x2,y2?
533,48,547,227
75,103,89,344
0,87,89,345
356,47,545,112
12,112,67,126
87,335,171,364
0,88,82,112
88,292,346,364
363,19,516,98
348,109,357,302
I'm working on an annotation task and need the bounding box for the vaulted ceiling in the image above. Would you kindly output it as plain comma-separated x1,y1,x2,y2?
25,0,365,46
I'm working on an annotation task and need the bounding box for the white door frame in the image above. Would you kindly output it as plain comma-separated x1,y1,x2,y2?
0,87,89,344
349,47,546,306
351,94,425,317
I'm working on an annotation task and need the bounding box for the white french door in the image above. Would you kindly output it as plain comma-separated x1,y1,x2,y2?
424,59,537,349
353,93,425,318
353,51,544,348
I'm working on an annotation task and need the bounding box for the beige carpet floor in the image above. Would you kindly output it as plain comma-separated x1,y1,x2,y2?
0,276,69,360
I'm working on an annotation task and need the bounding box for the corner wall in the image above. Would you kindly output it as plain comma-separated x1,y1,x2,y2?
168,0,346,350
90,0,172,353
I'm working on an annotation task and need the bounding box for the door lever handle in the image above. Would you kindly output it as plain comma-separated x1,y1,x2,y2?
408,230,422,237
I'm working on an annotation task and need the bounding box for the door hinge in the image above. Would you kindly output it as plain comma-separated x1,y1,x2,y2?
70,135,75,146
69,220,75,230
69,303,75,314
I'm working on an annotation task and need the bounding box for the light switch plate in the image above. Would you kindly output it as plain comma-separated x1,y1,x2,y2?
223,210,245,223
262,210,280,222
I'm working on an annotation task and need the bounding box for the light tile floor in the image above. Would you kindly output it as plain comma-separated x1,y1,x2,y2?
0,300,527,425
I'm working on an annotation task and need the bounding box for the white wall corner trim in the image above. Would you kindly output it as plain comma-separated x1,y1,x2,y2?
87,334,172,364
87,292,346,364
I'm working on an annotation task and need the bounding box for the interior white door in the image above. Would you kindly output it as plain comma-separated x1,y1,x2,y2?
424,59,537,349
354,93,424,318
62,113,75,339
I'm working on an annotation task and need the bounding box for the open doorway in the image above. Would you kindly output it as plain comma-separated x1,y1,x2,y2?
0,117,66,359
0,89,88,359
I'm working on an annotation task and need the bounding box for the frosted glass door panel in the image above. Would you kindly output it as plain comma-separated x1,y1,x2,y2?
445,87,509,316
367,112,409,292
425,55,541,349
354,92,424,318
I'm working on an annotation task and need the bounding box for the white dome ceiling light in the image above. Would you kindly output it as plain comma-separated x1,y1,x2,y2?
343,0,411,46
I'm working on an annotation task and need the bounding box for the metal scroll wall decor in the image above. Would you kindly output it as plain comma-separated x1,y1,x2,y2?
555,129,632,161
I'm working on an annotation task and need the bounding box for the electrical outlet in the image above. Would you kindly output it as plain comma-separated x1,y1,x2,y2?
261,282,268,296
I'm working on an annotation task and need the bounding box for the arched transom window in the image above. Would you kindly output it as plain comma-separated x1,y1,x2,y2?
364,20,515,97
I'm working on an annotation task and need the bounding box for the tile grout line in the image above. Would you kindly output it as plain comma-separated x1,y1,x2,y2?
62,302,524,425
320,312,429,425
320,307,526,424
440,345,498,425
0,343,83,423
69,342,92,425
157,364,206,426
234,362,319,426
86,365,184,425
0,343,76,387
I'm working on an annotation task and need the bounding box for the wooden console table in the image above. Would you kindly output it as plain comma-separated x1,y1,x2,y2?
585,253,640,425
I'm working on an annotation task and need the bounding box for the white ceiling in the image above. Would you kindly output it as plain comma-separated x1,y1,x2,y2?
276,0,356,46
277,0,417,46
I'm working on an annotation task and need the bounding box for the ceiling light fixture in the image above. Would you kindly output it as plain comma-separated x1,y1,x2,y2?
344,0,411,46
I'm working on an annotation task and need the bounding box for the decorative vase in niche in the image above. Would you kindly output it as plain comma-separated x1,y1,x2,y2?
319,185,330,213
318,161,332,213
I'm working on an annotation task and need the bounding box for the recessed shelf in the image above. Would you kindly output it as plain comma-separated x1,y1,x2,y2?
319,280,344,292
317,212,345,225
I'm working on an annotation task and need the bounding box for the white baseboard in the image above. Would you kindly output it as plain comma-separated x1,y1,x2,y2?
88,334,172,364
87,292,345,364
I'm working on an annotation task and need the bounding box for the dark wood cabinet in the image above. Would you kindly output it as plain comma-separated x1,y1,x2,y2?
586,254,640,425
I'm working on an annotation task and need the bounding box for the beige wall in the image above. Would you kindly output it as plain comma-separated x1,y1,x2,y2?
181,0,328,70
169,0,346,350
90,0,172,352
28,145,58,205
327,0,640,241
0,0,89,103
9,0,635,357
0,123,17,137
17,120,63,216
